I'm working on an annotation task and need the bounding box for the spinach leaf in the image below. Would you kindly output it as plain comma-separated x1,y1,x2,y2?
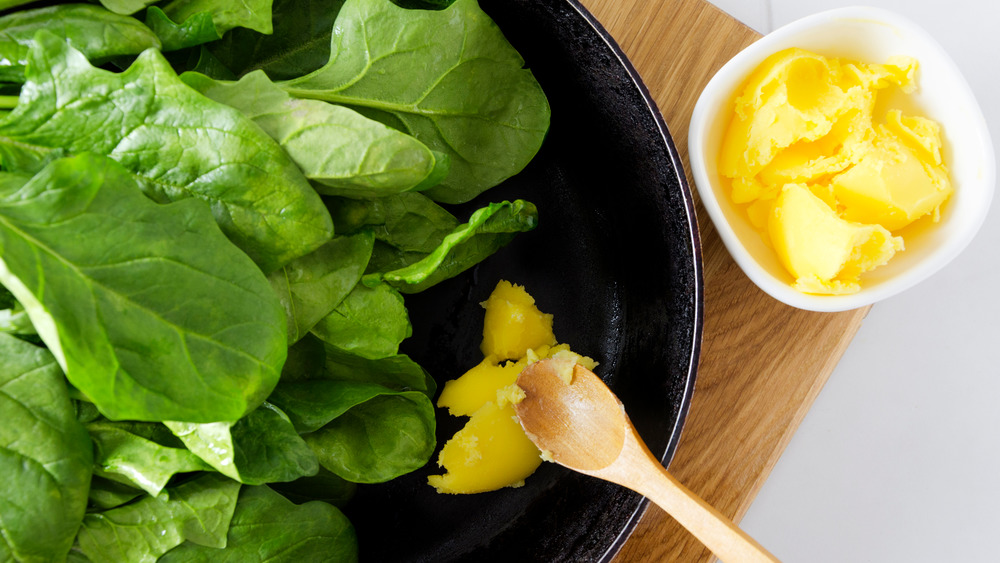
186,45,236,79
269,465,356,507
279,333,327,383
208,0,345,80
281,0,550,204
270,379,417,434
86,419,187,448
158,485,358,563
392,0,455,7
0,5,161,82
0,333,92,563
324,345,435,395
0,154,287,423
0,299,34,335
311,281,411,360
148,0,274,52
268,343,437,481
326,191,460,250
146,7,221,51
304,392,435,483
366,239,428,275
327,192,465,275
166,402,319,485
87,475,145,510
74,473,240,563
183,70,444,196
0,32,334,271
74,399,102,424
364,199,538,293
160,0,274,35
268,230,375,344
88,420,213,496
0,285,14,309
0,0,41,12
98,0,158,15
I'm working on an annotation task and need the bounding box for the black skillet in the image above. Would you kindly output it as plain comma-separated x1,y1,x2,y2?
345,0,705,560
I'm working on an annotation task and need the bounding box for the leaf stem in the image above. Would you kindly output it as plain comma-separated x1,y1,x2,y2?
0,95,19,110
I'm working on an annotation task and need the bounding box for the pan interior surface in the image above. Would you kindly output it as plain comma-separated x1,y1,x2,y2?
344,1,703,561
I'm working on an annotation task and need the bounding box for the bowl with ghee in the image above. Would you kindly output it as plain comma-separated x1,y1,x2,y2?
688,6,995,312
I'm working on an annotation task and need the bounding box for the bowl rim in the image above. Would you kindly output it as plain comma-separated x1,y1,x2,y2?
688,5,996,312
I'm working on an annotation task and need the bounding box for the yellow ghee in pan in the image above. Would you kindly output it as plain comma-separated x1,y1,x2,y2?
428,280,596,494
720,47,952,294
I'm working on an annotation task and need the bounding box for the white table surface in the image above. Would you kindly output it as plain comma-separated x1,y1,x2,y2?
702,1,1000,561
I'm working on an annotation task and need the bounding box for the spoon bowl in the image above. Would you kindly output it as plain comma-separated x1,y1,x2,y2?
515,358,780,563
515,357,626,472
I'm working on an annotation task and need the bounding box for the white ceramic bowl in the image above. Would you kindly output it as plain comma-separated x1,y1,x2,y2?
688,6,995,312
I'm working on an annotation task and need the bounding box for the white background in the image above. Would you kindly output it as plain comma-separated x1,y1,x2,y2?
704,1,1000,561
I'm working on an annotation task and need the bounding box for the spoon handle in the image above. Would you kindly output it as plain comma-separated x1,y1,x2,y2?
599,430,780,563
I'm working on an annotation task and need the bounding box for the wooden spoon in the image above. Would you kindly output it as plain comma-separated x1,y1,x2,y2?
514,358,780,563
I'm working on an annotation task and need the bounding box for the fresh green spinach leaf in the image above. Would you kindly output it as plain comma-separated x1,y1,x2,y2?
324,345,435,395
0,32,334,271
160,0,274,35
269,379,414,434
311,281,411,360
0,5,161,82
0,333,92,563
158,485,358,563
97,0,158,15
208,0,345,80
74,473,240,563
0,153,287,422
326,191,460,251
86,475,145,510
281,0,550,203
279,333,327,383
268,230,375,344
364,199,538,293
74,400,102,424
141,0,276,52
0,285,14,309
327,192,465,275
0,298,34,335
366,239,430,275
184,70,444,196
95,420,187,448
88,421,213,496
146,6,221,51
266,350,437,483
304,392,435,483
186,45,236,78
268,465,356,507
0,0,44,12
166,402,318,485
392,0,455,8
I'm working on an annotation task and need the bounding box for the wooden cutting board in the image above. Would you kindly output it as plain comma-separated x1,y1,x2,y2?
570,0,871,561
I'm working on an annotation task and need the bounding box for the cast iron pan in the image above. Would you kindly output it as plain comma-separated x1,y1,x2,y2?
345,1,704,560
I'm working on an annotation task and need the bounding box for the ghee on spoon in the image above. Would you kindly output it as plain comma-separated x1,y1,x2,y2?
514,358,780,563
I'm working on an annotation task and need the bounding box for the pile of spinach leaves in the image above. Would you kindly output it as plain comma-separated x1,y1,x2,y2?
0,0,549,560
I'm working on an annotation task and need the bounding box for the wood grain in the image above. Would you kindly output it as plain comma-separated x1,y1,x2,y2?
569,0,872,561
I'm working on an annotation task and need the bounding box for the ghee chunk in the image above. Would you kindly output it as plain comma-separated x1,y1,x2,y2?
429,281,596,495
769,184,903,294
426,401,542,495
437,355,525,417
719,47,952,294
480,280,556,360
831,113,952,231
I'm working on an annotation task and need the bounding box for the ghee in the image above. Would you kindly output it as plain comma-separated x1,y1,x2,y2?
720,47,952,294
428,281,596,494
